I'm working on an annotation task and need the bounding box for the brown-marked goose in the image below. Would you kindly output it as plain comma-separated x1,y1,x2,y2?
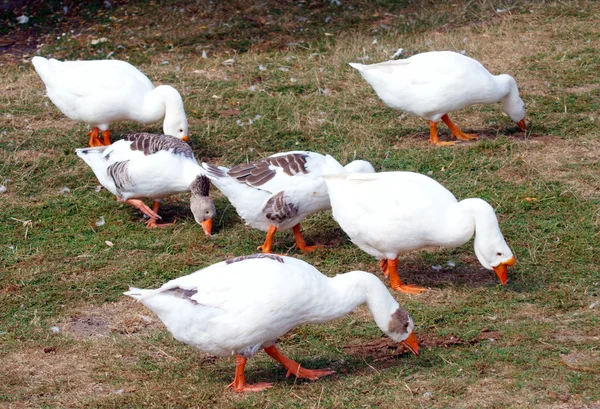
323,155,515,294
32,57,188,146
76,133,214,232
124,254,419,393
202,151,374,253
350,51,526,146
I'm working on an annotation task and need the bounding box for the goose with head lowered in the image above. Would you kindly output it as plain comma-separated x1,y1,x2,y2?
124,253,419,392
32,57,189,146
323,155,515,294
349,50,526,146
76,133,215,233
202,151,374,253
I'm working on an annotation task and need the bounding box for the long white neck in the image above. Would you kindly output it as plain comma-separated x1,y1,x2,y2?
140,85,183,125
496,74,524,121
446,198,501,247
322,271,400,332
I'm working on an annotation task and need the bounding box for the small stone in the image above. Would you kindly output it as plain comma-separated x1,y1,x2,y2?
59,187,70,194
50,326,60,334
202,50,208,59
95,185,102,192
16,15,29,24
447,261,456,267
423,392,433,399
391,47,404,59
105,240,114,247
95,216,105,227
258,64,267,71
432,265,442,271
0,185,6,193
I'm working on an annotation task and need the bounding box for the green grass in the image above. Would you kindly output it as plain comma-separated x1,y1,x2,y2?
1,0,600,408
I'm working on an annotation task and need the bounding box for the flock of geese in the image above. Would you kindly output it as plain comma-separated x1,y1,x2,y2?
32,50,524,392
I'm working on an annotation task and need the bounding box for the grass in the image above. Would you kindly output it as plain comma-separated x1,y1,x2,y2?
1,0,600,407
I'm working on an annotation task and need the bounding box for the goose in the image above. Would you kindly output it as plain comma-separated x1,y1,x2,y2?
32,57,188,146
202,151,374,253
349,51,526,146
76,133,214,233
323,155,515,294
124,253,419,392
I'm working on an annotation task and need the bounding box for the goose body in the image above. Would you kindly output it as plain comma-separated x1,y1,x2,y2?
32,57,188,146
350,51,526,145
124,254,418,392
323,155,515,293
76,133,214,232
202,151,374,252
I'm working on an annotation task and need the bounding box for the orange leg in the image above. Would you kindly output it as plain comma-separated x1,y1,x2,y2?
258,224,278,253
264,345,335,381
385,258,427,294
144,201,176,229
227,355,273,393
87,127,103,147
428,120,456,146
292,224,323,252
441,114,479,141
101,130,112,145
379,259,389,277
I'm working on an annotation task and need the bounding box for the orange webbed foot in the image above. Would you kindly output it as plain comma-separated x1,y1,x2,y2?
391,283,428,295
227,381,273,393
146,218,176,229
285,366,336,381
296,243,324,253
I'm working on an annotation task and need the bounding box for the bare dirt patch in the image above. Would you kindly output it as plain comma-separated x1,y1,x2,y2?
60,300,162,340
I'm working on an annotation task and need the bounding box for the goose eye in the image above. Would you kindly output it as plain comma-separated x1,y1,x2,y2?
497,252,502,256
179,129,183,133
205,210,209,214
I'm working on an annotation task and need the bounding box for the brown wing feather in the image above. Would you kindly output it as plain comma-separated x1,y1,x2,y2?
263,191,298,223
227,153,309,187
124,133,193,158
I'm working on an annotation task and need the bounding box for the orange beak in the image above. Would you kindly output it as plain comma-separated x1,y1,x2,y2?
400,331,419,356
181,135,189,142
516,119,526,131
492,256,515,285
200,218,212,236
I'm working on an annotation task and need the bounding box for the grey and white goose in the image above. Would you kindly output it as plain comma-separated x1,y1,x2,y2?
76,133,215,233
201,151,374,253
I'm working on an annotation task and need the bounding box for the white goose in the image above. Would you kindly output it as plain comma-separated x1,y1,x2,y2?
202,151,374,253
76,133,214,233
323,156,515,294
349,51,526,146
124,254,419,393
32,57,188,146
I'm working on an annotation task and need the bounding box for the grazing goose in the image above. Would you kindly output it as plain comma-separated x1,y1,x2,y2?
323,155,515,294
124,254,419,392
349,51,526,146
32,57,188,146
76,133,214,233
202,151,374,253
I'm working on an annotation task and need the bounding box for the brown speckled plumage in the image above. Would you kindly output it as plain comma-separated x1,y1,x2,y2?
189,175,210,197
225,254,285,265
124,133,193,158
388,307,411,335
262,191,298,223
227,153,309,187
106,160,131,197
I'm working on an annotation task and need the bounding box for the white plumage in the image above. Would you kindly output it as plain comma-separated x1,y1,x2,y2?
202,151,374,252
124,254,418,392
323,155,515,294
32,57,188,146
76,133,214,232
350,51,526,145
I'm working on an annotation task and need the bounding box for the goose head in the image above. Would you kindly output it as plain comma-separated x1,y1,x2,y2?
384,306,419,355
189,175,216,235
474,232,515,285
499,74,526,131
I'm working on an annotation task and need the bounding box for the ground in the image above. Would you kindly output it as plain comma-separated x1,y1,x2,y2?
1,0,599,408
